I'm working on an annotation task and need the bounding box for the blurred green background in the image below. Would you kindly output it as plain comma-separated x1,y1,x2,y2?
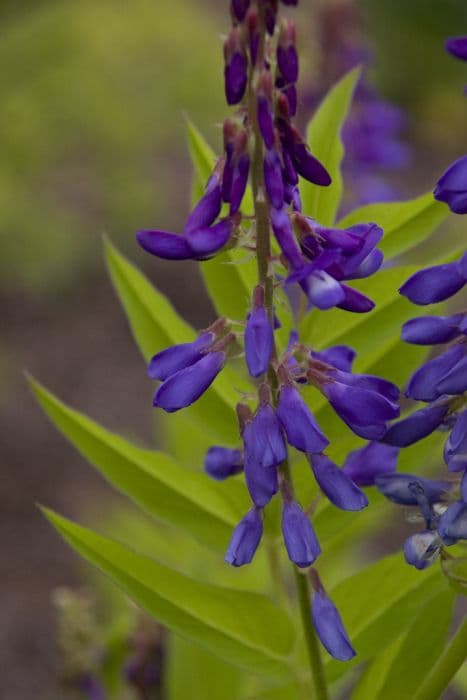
2,0,467,698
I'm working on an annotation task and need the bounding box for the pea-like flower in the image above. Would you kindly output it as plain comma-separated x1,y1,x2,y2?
309,454,368,511
403,531,442,570
225,508,263,566
153,351,226,413
444,410,467,472
399,253,467,304
401,314,466,345
245,286,274,378
311,589,355,662
276,384,329,454
342,441,399,487
204,447,243,480
375,473,451,506
281,500,321,567
382,402,450,448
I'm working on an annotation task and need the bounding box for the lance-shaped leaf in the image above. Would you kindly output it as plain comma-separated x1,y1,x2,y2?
301,67,360,226
338,193,449,261
351,590,454,700
186,118,217,202
43,509,296,678
325,552,447,682
105,238,239,442
105,236,192,358
30,379,249,551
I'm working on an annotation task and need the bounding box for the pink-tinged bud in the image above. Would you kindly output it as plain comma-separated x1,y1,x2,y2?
224,29,248,105
264,149,284,208
236,402,253,432
246,7,260,64
245,285,274,378
257,72,275,149
229,133,250,213
231,0,250,23
277,20,299,84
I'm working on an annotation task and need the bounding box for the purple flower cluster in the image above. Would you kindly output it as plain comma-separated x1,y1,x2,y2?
135,0,399,664
278,213,384,312
375,258,467,568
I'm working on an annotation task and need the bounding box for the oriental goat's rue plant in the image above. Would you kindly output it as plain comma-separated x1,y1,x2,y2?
34,5,467,700
138,0,395,673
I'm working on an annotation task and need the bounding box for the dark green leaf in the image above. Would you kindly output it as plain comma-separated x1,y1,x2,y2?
301,67,360,225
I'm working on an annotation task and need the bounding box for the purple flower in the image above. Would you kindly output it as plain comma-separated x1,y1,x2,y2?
153,351,225,412
337,284,375,313
438,500,467,545
434,155,467,214
243,424,279,507
204,446,243,480
281,500,321,567
446,36,467,61
264,149,285,209
461,471,467,501
291,140,331,186
79,676,107,700
247,402,287,469
277,21,299,84
403,531,441,570
185,218,233,258
245,289,274,378
229,152,250,214
320,370,399,440
224,30,248,105
310,454,368,511
270,207,304,269
311,590,355,662
277,384,329,454
402,314,464,345
148,332,214,381
257,94,275,150
137,219,233,262
399,254,467,303
310,345,356,372
375,473,451,506
406,343,466,402
436,352,467,397
137,229,193,260
342,442,399,486
382,402,450,447
184,171,222,234
231,0,250,22
444,410,467,472
225,508,263,566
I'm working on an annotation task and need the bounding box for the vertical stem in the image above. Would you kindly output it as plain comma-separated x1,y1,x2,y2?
294,569,329,700
247,14,328,692
413,618,467,700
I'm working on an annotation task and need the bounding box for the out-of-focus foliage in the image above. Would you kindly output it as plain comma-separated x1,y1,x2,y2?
35,69,466,700
0,0,225,296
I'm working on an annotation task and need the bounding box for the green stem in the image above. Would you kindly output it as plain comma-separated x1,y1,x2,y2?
280,461,329,700
413,618,467,700
247,9,329,699
294,569,329,700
